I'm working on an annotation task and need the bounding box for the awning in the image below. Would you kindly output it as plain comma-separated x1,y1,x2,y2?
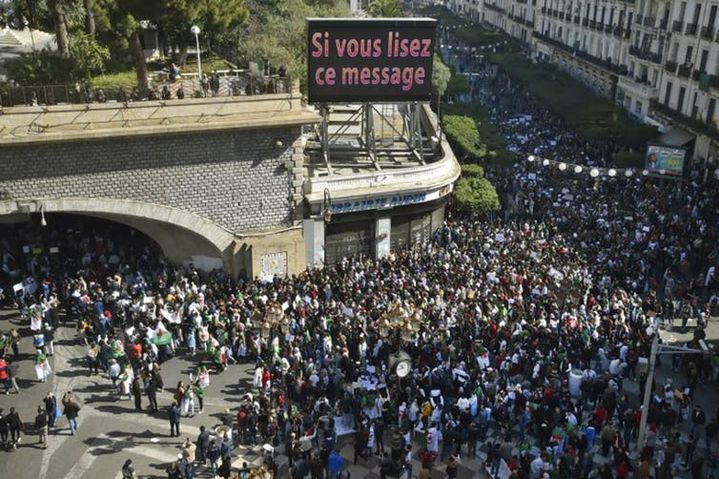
657,126,695,147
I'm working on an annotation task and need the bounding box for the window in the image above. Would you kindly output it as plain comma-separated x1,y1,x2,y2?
685,45,694,65
664,81,673,105
635,100,643,115
700,49,709,72
677,86,686,112
679,2,687,22
707,98,716,126
693,3,702,24
692,92,699,118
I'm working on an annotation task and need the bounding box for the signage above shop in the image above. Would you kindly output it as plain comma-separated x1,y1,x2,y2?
330,184,451,215
306,17,438,103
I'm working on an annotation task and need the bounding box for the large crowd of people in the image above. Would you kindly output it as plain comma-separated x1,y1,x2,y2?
0,37,718,479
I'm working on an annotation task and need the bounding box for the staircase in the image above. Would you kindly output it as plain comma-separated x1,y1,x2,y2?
0,30,22,47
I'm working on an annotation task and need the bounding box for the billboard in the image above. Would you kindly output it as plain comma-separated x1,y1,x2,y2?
645,144,687,177
307,18,437,103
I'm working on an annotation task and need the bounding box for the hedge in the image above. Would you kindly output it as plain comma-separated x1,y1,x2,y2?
455,177,501,213
443,115,486,161
444,102,517,166
461,164,485,177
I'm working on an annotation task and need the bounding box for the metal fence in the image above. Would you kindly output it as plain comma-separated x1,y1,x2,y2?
0,70,292,108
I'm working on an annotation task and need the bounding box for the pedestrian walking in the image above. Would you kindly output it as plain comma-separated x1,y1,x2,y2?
62,391,81,435
44,392,57,428
6,407,22,448
121,458,135,478
169,401,181,437
35,406,48,449
196,425,210,465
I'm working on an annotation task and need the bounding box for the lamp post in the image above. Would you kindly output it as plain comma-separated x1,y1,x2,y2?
190,25,202,93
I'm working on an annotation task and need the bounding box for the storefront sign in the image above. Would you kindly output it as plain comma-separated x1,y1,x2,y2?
306,18,437,103
330,185,450,214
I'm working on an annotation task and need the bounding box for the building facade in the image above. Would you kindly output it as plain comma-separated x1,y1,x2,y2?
449,0,719,164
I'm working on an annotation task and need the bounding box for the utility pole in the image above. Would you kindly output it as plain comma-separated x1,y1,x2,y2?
636,333,658,451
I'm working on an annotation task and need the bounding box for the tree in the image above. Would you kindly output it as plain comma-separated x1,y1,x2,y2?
367,0,402,17
70,32,109,79
83,0,95,35
461,164,485,178
454,177,500,214
443,115,486,161
49,0,70,58
432,55,451,98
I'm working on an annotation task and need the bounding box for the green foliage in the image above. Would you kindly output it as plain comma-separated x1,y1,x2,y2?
443,115,485,161
446,71,470,98
237,0,349,91
613,150,645,168
491,53,657,148
4,51,76,84
69,33,110,80
368,0,402,17
455,177,500,213
461,163,485,177
444,102,516,166
432,54,451,98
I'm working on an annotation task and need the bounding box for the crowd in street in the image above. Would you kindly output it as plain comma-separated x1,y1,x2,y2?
1,38,719,479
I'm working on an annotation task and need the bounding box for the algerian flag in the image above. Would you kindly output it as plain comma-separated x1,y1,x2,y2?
152,330,173,346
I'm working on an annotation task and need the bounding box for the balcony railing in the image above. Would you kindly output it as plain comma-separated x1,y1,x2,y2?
672,20,684,32
660,18,668,29
650,99,719,141
685,23,698,35
589,19,596,28
605,24,613,33
613,25,623,37
635,14,644,24
532,32,628,75
664,60,678,73
0,72,292,108
559,12,565,20
643,16,655,27
574,15,580,23
628,45,663,64
678,64,693,78
541,7,546,14
582,18,589,26
701,26,715,39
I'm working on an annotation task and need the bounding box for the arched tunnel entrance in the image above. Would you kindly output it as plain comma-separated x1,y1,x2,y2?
0,198,241,273
0,212,237,292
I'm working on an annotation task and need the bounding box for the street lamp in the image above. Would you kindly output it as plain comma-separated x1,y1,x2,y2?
190,25,202,91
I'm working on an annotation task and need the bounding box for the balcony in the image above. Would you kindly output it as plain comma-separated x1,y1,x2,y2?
672,20,684,32
541,7,546,13
604,24,613,33
635,14,643,24
589,19,596,28
677,64,693,78
574,15,580,23
628,45,663,64
618,75,658,101
685,23,698,35
650,99,719,141
643,16,655,27
692,69,702,81
582,18,589,26
558,12,565,20
613,25,623,37
532,32,629,75
483,2,506,13
664,60,678,73
525,19,535,27
701,26,715,39
660,18,668,29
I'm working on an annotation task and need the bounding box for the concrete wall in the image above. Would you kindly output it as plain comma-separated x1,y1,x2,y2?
0,127,299,233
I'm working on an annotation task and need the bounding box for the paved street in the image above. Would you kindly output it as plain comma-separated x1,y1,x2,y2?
0,307,489,479
1,304,718,478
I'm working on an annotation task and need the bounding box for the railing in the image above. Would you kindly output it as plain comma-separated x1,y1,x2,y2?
650,99,719,141
692,69,701,81
558,12,565,20
664,60,678,73
613,25,623,37
672,20,684,32
541,7,547,14
701,26,715,39
635,14,643,24
660,18,668,29
573,15,580,23
685,23,698,35
589,19,596,28
628,45,663,64
604,24,613,33
582,18,589,26
532,32,628,75
678,64,693,78
0,72,292,108
643,16,655,27
525,19,535,27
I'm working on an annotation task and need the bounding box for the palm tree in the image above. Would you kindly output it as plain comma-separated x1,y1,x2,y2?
367,0,402,18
